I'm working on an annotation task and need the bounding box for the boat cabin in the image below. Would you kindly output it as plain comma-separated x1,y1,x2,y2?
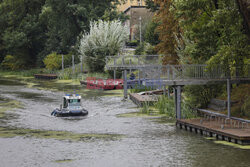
63,94,81,109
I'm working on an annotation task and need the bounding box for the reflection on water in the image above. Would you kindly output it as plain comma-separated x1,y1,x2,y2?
0,77,250,167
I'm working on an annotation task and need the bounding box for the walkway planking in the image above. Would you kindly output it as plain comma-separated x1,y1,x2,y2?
177,118,250,145
129,93,158,107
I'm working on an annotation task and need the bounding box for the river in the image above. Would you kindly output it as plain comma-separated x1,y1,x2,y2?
0,77,249,167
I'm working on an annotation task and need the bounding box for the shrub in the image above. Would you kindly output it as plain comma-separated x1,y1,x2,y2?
43,52,72,70
79,20,129,72
184,84,224,109
154,95,197,119
43,52,62,70
145,20,159,46
135,42,145,55
0,55,26,70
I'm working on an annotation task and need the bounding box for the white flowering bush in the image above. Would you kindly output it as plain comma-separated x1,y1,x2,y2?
79,20,129,72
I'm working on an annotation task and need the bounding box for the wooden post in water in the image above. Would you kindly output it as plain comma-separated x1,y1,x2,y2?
177,86,182,119
124,70,128,99
227,79,231,118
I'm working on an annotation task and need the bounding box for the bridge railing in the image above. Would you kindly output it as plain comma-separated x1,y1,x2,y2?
105,55,250,80
105,55,162,70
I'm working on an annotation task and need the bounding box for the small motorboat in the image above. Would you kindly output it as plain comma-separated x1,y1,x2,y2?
51,94,88,117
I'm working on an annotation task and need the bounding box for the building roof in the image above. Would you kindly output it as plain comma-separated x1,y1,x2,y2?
123,5,147,14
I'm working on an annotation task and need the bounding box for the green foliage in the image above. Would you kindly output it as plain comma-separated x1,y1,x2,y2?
175,0,249,66
43,53,62,70
0,55,26,70
241,97,250,118
0,0,122,67
0,0,46,67
141,102,152,114
145,0,159,12
154,96,197,119
135,42,157,55
129,84,153,93
145,20,159,46
184,84,225,109
135,43,145,55
79,20,129,72
43,52,72,71
154,96,175,116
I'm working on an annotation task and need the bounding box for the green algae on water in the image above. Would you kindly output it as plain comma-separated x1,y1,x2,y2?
214,140,250,150
54,159,74,163
0,127,123,142
116,111,166,118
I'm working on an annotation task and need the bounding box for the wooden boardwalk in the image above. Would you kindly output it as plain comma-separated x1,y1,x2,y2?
177,118,250,145
129,91,162,107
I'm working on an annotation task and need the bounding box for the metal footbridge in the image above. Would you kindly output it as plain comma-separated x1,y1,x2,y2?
105,55,250,119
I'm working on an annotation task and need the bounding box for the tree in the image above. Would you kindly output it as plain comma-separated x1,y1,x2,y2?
175,0,249,68
145,19,160,46
0,0,46,67
78,20,129,72
0,0,125,68
40,0,122,59
154,0,180,64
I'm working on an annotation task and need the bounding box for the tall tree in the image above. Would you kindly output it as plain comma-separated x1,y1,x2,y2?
154,0,180,64
40,0,122,61
0,0,46,67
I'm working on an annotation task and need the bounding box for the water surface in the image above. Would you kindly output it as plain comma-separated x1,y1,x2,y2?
0,78,249,167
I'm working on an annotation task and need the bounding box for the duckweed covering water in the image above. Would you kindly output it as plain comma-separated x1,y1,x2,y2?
214,140,250,150
54,159,74,163
0,127,123,142
116,111,165,118
0,98,23,119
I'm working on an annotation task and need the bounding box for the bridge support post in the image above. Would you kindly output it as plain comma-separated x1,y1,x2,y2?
124,70,128,99
177,86,182,119
114,58,117,81
114,70,116,80
227,79,231,118
174,88,177,118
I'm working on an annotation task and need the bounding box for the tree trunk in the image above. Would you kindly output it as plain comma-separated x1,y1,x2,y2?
235,0,250,38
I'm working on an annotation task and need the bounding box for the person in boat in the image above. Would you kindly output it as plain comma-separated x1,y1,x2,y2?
129,72,135,80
